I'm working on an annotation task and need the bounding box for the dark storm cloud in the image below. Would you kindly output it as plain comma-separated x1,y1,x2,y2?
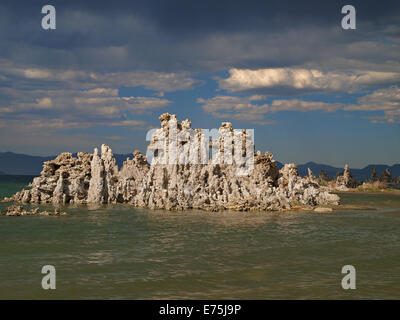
0,0,399,72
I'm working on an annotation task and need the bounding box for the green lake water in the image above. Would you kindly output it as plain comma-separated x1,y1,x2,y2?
0,178,400,299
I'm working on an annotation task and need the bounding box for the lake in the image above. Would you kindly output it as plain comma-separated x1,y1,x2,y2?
0,177,399,299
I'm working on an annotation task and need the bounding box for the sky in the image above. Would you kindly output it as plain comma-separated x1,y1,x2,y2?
0,0,399,168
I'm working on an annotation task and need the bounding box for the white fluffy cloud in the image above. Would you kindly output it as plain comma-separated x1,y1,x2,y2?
0,86,170,129
219,68,400,93
198,95,343,123
198,95,269,121
345,86,400,123
0,58,199,131
199,86,400,124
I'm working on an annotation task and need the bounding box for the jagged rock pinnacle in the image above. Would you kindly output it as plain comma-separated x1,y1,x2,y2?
6,114,339,211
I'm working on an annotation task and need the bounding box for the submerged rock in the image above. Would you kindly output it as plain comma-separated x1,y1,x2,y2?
6,113,340,211
1,205,67,216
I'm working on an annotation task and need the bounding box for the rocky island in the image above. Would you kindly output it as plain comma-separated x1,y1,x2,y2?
4,114,340,211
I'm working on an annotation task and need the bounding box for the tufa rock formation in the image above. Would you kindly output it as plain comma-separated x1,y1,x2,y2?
0,205,67,217
318,170,331,183
370,167,378,182
307,168,316,181
335,164,357,190
5,114,339,211
379,168,392,183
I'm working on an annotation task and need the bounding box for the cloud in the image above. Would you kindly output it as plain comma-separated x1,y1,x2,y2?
0,1,399,74
0,59,198,92
0,56,196,132
35,97,53,109
199,86,400,124
345,86,400,123
219,68,400,94
0,0,399,158
0,86,168,129
197,95,269,121
0,117,147,130
198,95,343,123
269,99,343,112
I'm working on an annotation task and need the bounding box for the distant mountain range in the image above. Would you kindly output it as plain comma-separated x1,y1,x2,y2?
0,152,55,176
275,161,400,181
0,151,399,181
0,151,133,176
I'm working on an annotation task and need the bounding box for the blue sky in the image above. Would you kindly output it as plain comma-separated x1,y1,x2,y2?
0,0,399,168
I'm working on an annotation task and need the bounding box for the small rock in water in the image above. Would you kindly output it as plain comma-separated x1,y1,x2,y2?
313,207,333,213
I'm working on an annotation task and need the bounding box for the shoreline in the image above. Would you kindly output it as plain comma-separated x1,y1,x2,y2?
333,189,400,195
0,197,378,215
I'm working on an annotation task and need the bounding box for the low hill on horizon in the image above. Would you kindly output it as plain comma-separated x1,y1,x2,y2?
0,151,133,176
0,152,55,176
0,151,399,181
293,162,400,182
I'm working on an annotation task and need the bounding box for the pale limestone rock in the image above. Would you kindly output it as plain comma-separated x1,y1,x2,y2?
87,148,106,203
1,205,67,216
7,113,340,211
52,172,65,204
314,207,333,213
308,168,316,181
336,164,356,190
101,144,119,203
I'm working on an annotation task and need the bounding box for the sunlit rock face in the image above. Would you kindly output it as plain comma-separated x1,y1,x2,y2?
336,164,357,191
7,113,339,211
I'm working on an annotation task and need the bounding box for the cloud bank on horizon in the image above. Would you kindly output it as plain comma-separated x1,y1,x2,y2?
0,0,399,167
